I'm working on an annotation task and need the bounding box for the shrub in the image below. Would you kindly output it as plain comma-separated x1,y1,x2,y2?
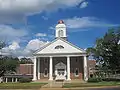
88,77,102,83
19,77,32,83
102,78,120,82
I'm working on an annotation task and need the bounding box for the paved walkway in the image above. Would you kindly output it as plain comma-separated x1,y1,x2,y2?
42,81,65,88
41,79,85,88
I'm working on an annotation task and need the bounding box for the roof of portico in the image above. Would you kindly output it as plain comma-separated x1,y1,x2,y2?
33,38,86,56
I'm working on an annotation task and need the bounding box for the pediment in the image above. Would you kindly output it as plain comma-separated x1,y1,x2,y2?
34,38,86,55
55,62,66,69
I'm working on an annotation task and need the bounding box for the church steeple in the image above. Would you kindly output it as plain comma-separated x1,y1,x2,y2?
55,20,67,40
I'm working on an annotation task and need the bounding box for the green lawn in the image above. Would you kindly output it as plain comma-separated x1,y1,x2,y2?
63,82,120,88
0,82,47,89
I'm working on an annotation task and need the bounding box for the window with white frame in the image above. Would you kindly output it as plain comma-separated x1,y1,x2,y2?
75,68,79,77
44,68,48,77
58,30,64,37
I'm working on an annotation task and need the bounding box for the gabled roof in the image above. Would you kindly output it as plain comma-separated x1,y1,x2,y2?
33,38,86,55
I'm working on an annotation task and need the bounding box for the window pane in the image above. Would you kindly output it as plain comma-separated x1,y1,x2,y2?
58,30,63,37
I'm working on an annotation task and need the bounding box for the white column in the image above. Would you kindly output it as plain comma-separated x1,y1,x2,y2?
49,56,53,80
33,57,37,81
38,58,40,79
15,78,18,82
12,78,14,82
5,78,8,83
67,56,71,80
84,56,88,81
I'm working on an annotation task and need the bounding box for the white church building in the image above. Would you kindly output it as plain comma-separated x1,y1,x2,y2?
32,20,88,81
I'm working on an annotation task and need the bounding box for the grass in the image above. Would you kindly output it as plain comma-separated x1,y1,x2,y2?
63,81,120,88
1,81,120,89
0,82,47,89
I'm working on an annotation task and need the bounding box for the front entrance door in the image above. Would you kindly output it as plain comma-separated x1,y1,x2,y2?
57,69,65,76
55,62,66,80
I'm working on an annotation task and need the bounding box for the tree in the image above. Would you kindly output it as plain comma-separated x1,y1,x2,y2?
0,41,5,50
0,56,19,77
0,41,19,77
19,57,33,64
87,28,120,71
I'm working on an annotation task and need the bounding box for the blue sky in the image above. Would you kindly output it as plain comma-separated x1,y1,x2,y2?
0,0,119,57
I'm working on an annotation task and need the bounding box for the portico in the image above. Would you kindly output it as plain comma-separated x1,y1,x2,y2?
33,54,88,81
32,20,88,81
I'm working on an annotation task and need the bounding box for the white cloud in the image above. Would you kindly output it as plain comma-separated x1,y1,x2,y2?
0,25,28,37
9,41,20,50
26,39,49,51
0,25,28,42
2,42,21,56
64,17,118,29
35,33,47,37
2,41,21,55
80,1,88,8
0,0,85,24
2,39,49,57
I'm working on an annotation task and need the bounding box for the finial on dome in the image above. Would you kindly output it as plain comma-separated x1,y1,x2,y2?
58,20,64,24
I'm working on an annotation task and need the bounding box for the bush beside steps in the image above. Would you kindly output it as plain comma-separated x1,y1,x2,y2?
88,77,120,83
19,77,32,83
87,77,102,83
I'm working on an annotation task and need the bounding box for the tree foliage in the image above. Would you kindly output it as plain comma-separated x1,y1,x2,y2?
0,41,5,49
0,56,19,77
0,41,19,77
19,58,33,64
87,28,120,70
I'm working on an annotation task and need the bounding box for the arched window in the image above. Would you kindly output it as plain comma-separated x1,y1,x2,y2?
58,30,63,37
55,45,64,49
75,68,79,77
